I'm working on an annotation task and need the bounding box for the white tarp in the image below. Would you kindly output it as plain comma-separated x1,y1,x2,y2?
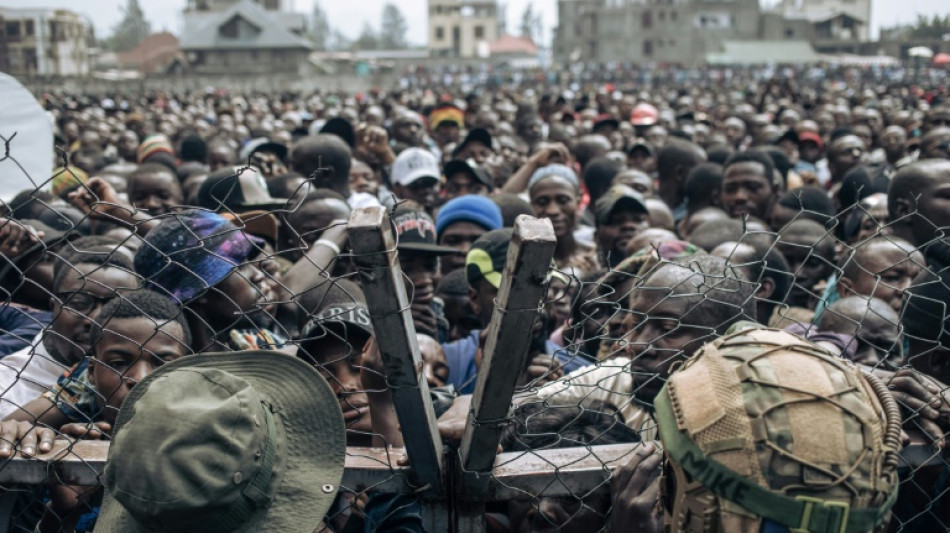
0,73,52,202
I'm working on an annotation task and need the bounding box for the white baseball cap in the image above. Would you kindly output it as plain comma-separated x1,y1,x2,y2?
392,148,440,187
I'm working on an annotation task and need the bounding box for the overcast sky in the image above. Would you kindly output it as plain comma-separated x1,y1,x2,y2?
2,0,947,45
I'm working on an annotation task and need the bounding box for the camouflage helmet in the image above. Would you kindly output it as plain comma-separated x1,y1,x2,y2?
654,326,901,533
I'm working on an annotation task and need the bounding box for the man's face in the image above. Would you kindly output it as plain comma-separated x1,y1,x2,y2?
614,170,654,196
439,222,488,274
46,265,139,366
470,279,498,327
778,236,833,308
627,150,656,173
595,209,650,266
778,139,799,165
851,312,902,367
721,161,774,219
90,317,187,426
905,163,950,246
799,141,822,164
619,267,721,405
201,253,279,331
349,162,379,196
881,127,907,160
434,123,460,147
445,172,489,200
919,129,950,160
841,245,923,312
300,337,372,444
396,178,441,210
645,126,668,148
393,117,423,146
456,141,493,165
530,178,579,238
442,294,480,341
724,118,746,147
542,276,574,336
128,171,183,216
828,135,865,180
400,252,440,306
417,334,450,388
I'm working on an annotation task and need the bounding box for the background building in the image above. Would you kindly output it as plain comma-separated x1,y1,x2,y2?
179,0,311,75
553,0,868,64
116,32,180,75
428,0,499,58
0,7,89,76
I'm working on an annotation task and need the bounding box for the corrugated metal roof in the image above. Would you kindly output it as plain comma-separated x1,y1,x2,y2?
707,40,821,64
180,0,311,51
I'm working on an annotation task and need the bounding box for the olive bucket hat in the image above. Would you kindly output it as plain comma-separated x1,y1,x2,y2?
95,351,346,532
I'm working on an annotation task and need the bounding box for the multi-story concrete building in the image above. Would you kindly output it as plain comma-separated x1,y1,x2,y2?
554,0,760,64
778,0,871,41
428,0,499,58
554,0,867,64
0,7,89,77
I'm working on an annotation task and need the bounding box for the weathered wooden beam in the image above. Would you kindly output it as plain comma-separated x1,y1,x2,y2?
459,215,557,494
486,443,637,501
4,441,938,502
347,206,443,496
0,441,415,493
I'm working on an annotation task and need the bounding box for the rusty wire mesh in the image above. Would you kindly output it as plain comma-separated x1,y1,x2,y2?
0,85,948,533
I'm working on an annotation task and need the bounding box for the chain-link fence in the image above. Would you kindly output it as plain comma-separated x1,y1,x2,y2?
1,91,950,533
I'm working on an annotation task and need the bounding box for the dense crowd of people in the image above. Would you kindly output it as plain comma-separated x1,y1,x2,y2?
0,63,949,532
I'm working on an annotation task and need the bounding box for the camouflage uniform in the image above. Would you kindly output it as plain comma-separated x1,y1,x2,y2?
654,327,901,533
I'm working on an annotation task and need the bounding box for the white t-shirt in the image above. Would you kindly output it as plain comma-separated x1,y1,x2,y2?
526,357,658,441
0,334,68,418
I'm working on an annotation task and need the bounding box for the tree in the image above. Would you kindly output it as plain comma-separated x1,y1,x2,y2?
380,3,409,49
328,30,351,52
310,1,330,51
519,2,539,42
352,22,379,51
108,0,151,52
906,14,950,40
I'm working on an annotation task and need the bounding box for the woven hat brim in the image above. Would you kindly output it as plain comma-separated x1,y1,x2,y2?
95,351,346,533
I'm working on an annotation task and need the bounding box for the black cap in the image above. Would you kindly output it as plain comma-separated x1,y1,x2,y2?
197,167,292,213
594,185,648,225
626,142,654,157
444,159,493,188
453,128,493,158
775,129,799,146
319,117,357,148
239,137,289,163
298,279,374,347
465,228,513,289
393,209,458,255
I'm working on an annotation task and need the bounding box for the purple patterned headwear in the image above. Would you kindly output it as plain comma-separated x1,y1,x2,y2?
134,209,264,303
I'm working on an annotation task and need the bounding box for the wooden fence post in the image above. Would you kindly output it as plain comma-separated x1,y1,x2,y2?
458,215,557,494
347,206,444,496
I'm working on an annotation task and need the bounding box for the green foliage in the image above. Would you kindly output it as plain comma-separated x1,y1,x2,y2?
519,2,541,43
380,3,409,49
519,2,534,39
906,14,950,40
107,0,151,52
352,22,379,51
310,1,330,51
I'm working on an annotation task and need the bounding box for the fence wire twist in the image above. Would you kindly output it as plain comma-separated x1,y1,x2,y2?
0,80,949,533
